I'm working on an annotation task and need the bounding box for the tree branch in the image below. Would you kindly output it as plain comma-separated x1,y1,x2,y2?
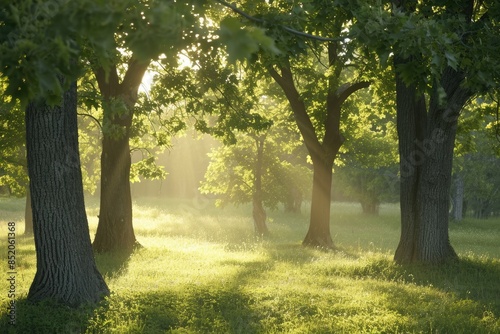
94,64,120,99
336,81,371,105
121,57,151,99
267,64,323,161
216,0,348,43
77,113,103,132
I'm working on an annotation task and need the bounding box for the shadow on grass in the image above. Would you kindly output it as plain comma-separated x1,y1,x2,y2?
94,250,134,280
0,298,102,334
412,257,500,312
83,288,265,333
262,242,361,265
89,244,309,333
333,255,500,314
367,257,500,333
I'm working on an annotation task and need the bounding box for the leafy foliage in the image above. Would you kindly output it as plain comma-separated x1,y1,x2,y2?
350,0,500,95
0,0,120,104
200,93,311,210
0,94,27,196
454,94,500,218
333,76,399,211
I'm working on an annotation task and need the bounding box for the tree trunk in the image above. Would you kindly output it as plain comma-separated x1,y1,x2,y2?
26,81,109,307
92,131,137,253
252,137,269,237
360,197,380,215
252,198,268,237
284,186,302,214
393,62,426,263
416,115,459,263
394,60,469,264
303,158,334,248
92,61,148,253
24,185,33,235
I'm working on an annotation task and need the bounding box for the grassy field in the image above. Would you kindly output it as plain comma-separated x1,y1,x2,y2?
0,196,499,333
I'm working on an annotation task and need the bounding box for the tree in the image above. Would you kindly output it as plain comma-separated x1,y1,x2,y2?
225,1,370,247
26,80,109,306
200,95,311,236
202,132,271,236
90,0,215,253
352,0,500,263
91,57,149,254
0,0,117,306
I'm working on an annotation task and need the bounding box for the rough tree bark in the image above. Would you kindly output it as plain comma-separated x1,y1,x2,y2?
92,59,149,254
24,186,33,235
26,81,109,306
394,61,471,264
393,0,475,264
268,50,369,248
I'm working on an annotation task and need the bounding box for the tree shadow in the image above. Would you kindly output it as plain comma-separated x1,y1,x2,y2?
366,257,500,332
340,256,500,315
94,250,134,280
221,242,359,291
163,244,320,332
407,257,500,312
0,249,135,333
0,297,103,334
274,242,359,259
83,287,265,334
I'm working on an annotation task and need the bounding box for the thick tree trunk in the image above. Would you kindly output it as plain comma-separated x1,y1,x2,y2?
415,120,458,262
26,81,109,306
93,132,137,253
394,61,469,264
303,159,334,248
393,61,426,263
24,186,33,235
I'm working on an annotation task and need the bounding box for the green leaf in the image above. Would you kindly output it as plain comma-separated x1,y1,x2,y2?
444,51,458,71
218,17,278,63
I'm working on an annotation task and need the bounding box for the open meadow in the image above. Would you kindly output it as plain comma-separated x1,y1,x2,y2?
0,196,499,333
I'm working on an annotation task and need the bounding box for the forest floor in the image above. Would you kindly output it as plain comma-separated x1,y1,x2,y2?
0,196,499,333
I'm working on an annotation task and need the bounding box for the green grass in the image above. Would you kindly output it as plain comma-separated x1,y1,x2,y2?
0,197,499,333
